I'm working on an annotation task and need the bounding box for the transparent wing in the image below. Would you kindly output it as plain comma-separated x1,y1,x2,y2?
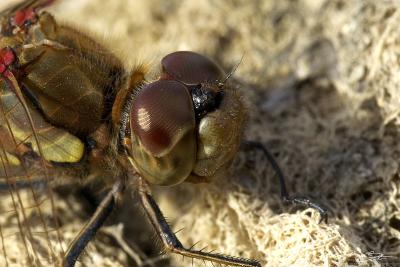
0,69,65,266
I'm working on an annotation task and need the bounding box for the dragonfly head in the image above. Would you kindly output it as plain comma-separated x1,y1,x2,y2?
128,51,245,186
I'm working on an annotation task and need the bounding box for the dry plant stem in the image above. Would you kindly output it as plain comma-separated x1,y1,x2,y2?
242,140,328,223
101,223,167,267
138,177,261,267
63,180,125,267
101,224,147,266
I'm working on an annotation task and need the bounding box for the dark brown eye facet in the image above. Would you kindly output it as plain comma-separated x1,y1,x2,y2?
130,80,195,156
161,51,224,85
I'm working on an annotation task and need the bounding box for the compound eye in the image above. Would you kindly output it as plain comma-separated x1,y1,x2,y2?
161,51,224,85
130,80,195,156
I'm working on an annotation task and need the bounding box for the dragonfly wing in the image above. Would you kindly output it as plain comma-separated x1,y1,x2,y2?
0,69,85,266
0,74,85,181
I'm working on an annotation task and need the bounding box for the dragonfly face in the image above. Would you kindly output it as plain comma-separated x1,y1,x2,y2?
128,51,245,186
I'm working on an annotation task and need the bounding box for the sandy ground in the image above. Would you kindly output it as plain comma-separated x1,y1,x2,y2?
1,0,400,266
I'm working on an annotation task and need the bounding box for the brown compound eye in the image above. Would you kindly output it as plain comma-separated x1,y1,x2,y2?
161,51,225,85
130,80,196,157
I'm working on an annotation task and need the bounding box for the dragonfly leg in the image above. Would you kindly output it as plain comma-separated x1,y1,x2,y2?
62,180,125,267
137,177,261,267
241,140,328,223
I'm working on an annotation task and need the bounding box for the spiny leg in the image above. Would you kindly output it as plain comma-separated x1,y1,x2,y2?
137,177,261,267
62,180,124,267
242,140,328,223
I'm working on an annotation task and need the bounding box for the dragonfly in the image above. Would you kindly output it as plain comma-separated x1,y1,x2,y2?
0,0,327,266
